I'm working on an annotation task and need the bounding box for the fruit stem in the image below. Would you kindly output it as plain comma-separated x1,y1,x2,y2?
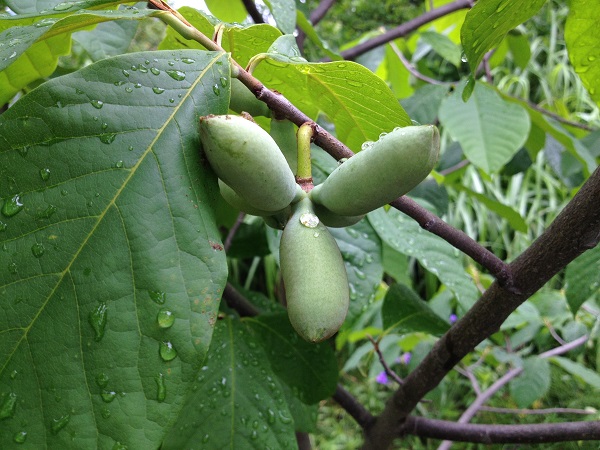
296,122,314,190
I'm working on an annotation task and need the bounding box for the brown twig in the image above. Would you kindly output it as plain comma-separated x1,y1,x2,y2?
297,0,336,51
223,283,260,317
332,384,375,429
367,335,404,385
389,41,453,86
478,406,597,416
224,212,246,252
241,0,265,24
334,0,474,61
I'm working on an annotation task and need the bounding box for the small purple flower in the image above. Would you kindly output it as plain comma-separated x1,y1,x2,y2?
375,371,388,384
449,314,458,324
401,352,411,365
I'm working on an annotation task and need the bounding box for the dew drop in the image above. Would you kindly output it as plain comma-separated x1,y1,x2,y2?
53,2,73,11
346,227,359,238
128,145,134,151
101,390,117,403
150,67,160,75
181,57,195,64
0,392,17,419
138,64,148,73
50,414,70,434
115,160,124,168
159,341,178,361
155,373,167,402
99,133,116,145
90,100,104,109
149,290,166,304
0,221,6,231
39,168,51,181
299,213,319,228
10,370,17,379
166,70,186,81
134,83,142,89
279,411,292,424
31,242,45,258
212,84,221,96
101,408,111,419
89,302,108,342
122,69,130,77
219,76,228,87
152,87,165,94
361,141,374,151
8,262,17,274
13,431,27,444
36,204,57,220
96,372,109,388
157,309,175,328
2,194,24,217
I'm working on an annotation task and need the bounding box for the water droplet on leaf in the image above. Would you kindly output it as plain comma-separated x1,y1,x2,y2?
31,242,45,258
101,390,117,403
13,431,27,443
39,168,50,181
50,414,70,434
159,341,177,361
299,213,319,228
151,67,160,75
90,100,104,109
155,373,166,402
157,309,175,328
152,87,165,94
100,133,116,145
89,302,108,342
166,70,186,81
96,372,109,388
0,392,17,419
149,290,166,304
2,194,24,217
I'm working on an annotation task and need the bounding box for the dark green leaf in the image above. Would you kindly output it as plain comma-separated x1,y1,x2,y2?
507,32,531,70
439,81,530,173
382,284,450,336
420,31,461,67
0,49,229,449
509,357,550,408
245,313,338,404
400,84,449,125
368,208,479,312
161,319,297,449
461,0,546,74
565,244,600,314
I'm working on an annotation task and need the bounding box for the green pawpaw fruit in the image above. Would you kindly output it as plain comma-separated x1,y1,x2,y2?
312,202,364,228
310,125,440,216
269,118,297,174
199,114,297,212
229,78,271,117
219,179,292,229
280,198,349,343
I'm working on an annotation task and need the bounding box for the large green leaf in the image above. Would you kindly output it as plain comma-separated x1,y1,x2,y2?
206,0,247,23
382,284,450,336
565,244,600,314
245,313,338,404
161,318,297,449
0,49,229,449
438,81,530,173
0,6,156,104
74,18,141,62
253,52,411,152
509,357,551,408
368,208,479,312
419,31,461,67
263,0,296,34
565,0,600,106
461,0,546,74
5,0,119,14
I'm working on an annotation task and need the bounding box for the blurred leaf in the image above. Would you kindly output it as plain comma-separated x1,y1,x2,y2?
565,244,600,314
0,7,156,104
565,0,600,106
409,179,449,216
206,0,247,23
551,356,600,389
330,221,384,325
245,313,338,404
161,319,297,449
457,187,527,232
439,81,530,173
0,49,229,449
296,10,341,61
368,208,479,312
254,58,411,151
382,284,450,336
507,32,531,70
263,0,296,34
424,0,468,44
382,243,411,285
74,19,141,62
226,220,272,259
400,84,449,125
509,357,550,408
385,41,414,100
461,0,546,74
581,129,600,158
6,0,117,14
420,31,461,66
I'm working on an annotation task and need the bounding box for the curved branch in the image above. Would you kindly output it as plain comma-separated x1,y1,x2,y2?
363,166,600,449
404,416,600,444
333,385,375,429
310,0,336,25
241,0,265,24
336,0,474,61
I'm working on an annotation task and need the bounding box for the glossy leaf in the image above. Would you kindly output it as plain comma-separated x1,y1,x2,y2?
0,49,229,449
565,244,600,314
206,0,247,23
565,0,600,106
263,0,296,34
74,18,141,62
254,58,411,152
509,357,551,408
5,0,119,14
382,284,450,336
0,6,156,104
439,81,530,173
461,0,546,74
161,319,297,449
368,208,479,312
245,313,338,404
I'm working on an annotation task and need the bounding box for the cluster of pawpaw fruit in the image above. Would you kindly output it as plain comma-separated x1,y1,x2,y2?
199,92,440,343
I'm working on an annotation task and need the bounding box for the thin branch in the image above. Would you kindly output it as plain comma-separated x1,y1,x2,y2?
241,0,265,24
223,283,260,317
389,42,453,86
438,159,470,176
335,0,474,61
333,384,375,429
367,335,404,385
544,318,567,346
519,96,597,132
478,406,598,416
310,0,336,25
224,212,246,252
363,167,600,449
404,416,600,444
